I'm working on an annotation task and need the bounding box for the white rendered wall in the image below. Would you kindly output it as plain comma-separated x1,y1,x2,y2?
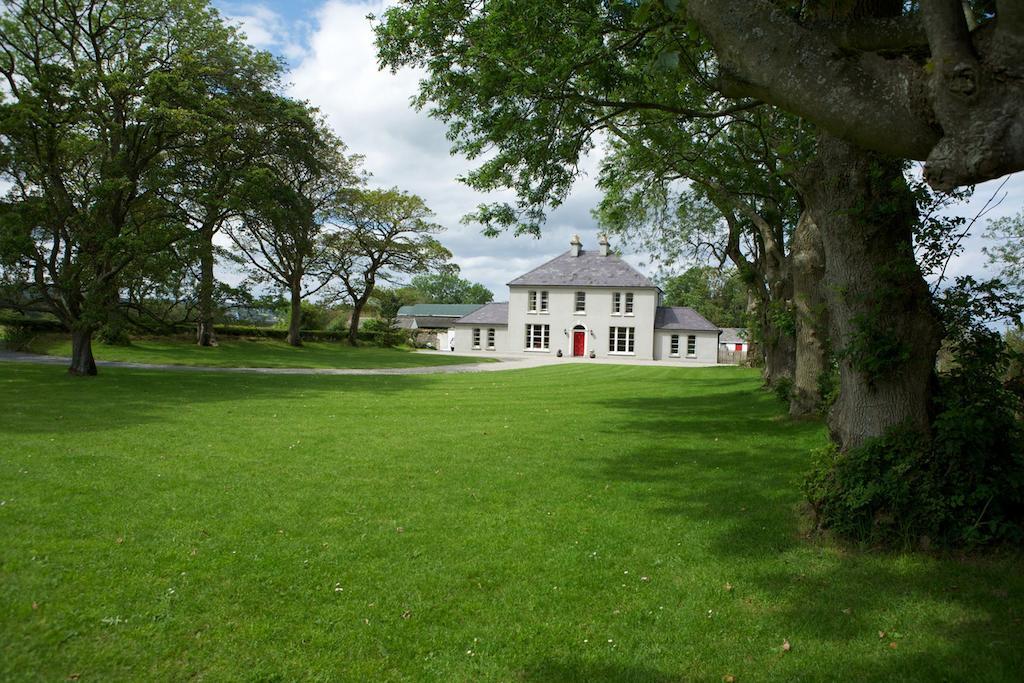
507,286,658,359
450,325,508,354
653,330,719,363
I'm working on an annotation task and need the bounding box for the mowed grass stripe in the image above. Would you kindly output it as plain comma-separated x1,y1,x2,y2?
20,333,490,369
1,363,1021,681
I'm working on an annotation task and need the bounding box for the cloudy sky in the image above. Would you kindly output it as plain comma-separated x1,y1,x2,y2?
213,0,1023,298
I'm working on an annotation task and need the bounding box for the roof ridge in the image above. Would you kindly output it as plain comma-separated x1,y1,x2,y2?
507,247,656,288
504,249,573,286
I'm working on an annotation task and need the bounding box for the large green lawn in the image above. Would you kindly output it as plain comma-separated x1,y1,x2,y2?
1,362,1021,681
19,333,488,369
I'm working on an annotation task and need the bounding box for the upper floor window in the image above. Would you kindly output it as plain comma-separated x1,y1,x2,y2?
575,291,586,313
609,326,635,354
612,292,622,314
687,334,697,357
624,292,634,315
528,290,537,312
539,290,549,312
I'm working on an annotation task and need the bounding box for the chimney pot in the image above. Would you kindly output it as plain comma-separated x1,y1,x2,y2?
570,233,582,257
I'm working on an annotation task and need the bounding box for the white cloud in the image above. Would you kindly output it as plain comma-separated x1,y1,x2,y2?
219,3,312,65
277,0,606,296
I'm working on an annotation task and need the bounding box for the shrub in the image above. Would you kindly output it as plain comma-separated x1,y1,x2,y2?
362,318,410,347
1,324,36,351
276,301,331,332
771,376,793,404
805,289,1024,548
97,323,131,346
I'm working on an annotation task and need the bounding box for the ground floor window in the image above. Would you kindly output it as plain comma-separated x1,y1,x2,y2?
687,334,697,357
472,328,481,349
525,324,550,350
487,328,495,349
670,334,680,356
609,326,634,353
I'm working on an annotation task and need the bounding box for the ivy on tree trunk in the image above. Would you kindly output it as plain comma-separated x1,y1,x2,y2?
803,134,941,449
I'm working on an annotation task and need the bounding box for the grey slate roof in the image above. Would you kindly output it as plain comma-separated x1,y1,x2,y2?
718,327,748,343
396,315,458,330
654,307,720,331
397,303,483,317
507,249,657,288
453,302,509,325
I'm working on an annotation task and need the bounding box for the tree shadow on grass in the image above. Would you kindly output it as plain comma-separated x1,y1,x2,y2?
0,362,436,436
582,392,1024,680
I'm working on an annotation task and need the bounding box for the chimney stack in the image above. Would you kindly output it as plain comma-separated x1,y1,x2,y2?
598,233,610,256
570,233,582,257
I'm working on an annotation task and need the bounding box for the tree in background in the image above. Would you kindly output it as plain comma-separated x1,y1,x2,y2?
170,41,286,347
594,105,812,393
662,267,747,327
408,270,493,304
365,286,416,347
323,188,450,346
984,212,1024,290
0,0,258,374
227,111,363,347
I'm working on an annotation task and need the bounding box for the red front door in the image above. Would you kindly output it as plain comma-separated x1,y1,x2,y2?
573,330,586,356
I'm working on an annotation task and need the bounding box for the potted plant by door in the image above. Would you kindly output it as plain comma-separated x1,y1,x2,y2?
556,349,563,357
589,350,595,359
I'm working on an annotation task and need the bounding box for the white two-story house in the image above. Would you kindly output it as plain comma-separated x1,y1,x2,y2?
449,234,720,363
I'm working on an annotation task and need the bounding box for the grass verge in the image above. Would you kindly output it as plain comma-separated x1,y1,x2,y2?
1,363,1021,681
16,333,490,369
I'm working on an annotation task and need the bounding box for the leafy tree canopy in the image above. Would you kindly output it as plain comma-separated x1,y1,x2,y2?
408,270,493,305
663,266,748,327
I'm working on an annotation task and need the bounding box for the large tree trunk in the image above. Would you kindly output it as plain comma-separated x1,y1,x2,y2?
287,282,302,347
790,210,829,416
196,225,217,347
756,258,795,389
803,134,941,449
762,314,795,387
347,295,370,347
69,328,98,376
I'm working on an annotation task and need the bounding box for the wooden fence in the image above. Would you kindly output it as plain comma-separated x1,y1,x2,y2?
717,347,748,365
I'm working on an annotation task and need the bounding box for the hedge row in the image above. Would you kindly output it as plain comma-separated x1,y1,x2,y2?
0,314,65,332
0,315,380,343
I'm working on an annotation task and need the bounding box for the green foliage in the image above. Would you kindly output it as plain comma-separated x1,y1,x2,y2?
278,301,331,332
771,375,793,404
0,324,35,351
662,267,747,326
983,211,1024,290
408,271,493,304
362,317,409,348
817,359,840,413
97,323,132,347
804,428,940,547
0,312,64,333
0,0,272,349
323,188,450,338
807,276,1024,548
838,258,922,384
765,299,796,338
208,324,346,343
